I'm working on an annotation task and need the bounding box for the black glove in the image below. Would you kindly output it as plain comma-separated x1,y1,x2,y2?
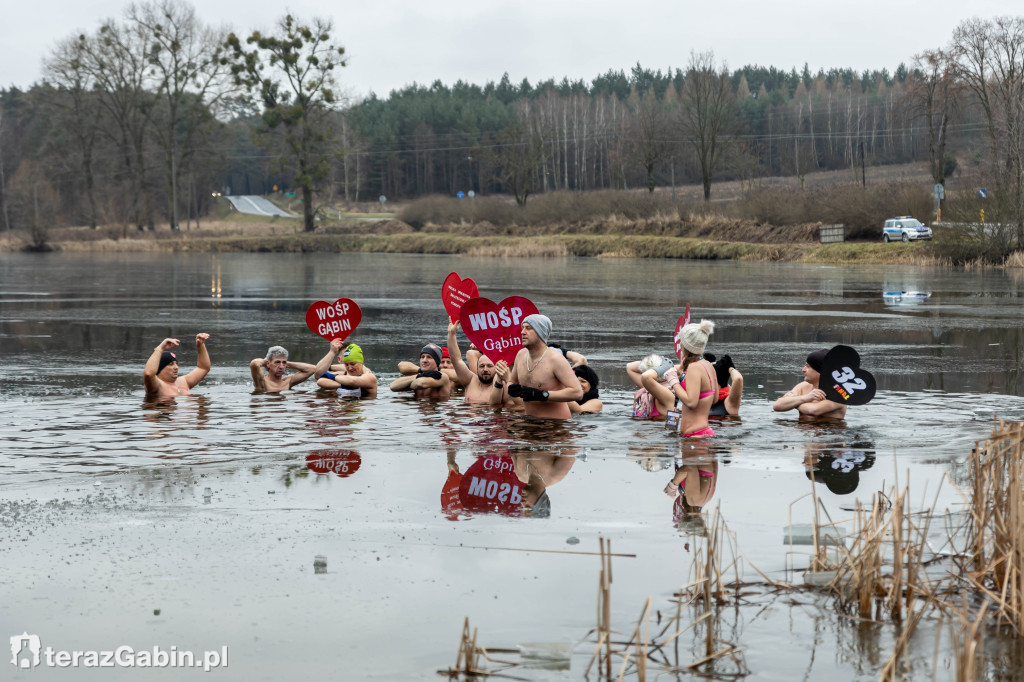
509,384,548,401
416,370,443,380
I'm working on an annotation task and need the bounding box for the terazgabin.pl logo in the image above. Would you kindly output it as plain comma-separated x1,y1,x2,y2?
10,633,228,671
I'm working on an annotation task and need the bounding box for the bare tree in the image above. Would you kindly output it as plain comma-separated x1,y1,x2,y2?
910,48,960,187
43,36,104,228
951,16,1024,244
680,51,735,202
628,85,674,193
491,116,546,206
129,0,230,231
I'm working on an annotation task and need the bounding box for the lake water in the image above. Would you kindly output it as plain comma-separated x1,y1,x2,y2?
2,252,1023,680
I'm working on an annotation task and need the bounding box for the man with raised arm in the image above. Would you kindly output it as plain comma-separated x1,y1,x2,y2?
447,321,515,406
492,314,582,420
313,339,378,399
143,333,211,401
389,343,451,400
249,345,317,393
772,349,847,419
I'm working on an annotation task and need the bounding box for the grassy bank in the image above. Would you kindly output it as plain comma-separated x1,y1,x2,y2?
10,229,950,266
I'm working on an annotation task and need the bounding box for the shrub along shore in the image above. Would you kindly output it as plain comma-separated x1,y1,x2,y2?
2,226,958,267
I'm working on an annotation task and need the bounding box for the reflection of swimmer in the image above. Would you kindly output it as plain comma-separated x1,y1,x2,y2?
493,314,583,420
143,334,211,401
704,354,743,417
390,343,451,400
772,349,846,420
672,321,717,437
314,339,378,399
804,444,875,496
627,354,679,420
663,460,718,510
447,322,514,406
250,345,317,393
568,365,602,414
513,451,575,518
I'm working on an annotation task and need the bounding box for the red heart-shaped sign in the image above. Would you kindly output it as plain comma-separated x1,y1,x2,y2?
458,296,539,366
305,298,362,342
306,449,362,478
673,303,691,360
457,455,523,516
442,272,479,323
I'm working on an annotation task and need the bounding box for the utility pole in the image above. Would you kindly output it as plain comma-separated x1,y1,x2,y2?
860,140,866,187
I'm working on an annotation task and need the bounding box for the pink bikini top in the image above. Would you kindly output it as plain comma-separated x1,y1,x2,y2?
680,361,717,400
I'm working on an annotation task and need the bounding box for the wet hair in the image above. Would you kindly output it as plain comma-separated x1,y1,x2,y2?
265,345,289,362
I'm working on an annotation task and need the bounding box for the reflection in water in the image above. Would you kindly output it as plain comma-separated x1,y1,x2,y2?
305,450,361,478
803,439,876,496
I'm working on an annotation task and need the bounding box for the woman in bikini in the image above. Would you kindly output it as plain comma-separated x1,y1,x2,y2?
626,354,680,420
672,320,717,437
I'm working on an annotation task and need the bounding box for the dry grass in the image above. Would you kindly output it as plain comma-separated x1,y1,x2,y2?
465,239,569,258
959,416,1024,633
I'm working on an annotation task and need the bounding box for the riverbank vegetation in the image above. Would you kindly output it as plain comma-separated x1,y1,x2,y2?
1,3,1022,266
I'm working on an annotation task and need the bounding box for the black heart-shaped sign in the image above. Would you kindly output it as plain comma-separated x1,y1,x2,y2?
821,345,876,406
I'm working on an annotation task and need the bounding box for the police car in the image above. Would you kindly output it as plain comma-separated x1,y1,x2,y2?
882,217,933,242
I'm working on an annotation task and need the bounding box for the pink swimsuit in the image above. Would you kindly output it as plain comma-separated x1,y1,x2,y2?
679,362,717,438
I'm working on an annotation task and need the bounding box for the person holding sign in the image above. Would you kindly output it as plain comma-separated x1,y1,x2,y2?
389,343,451,400
492,314,583,420
447,322,515,406
672,320,718,437
143,333,211,401
314,339,378,399
250,346,318,393
772,349,846,419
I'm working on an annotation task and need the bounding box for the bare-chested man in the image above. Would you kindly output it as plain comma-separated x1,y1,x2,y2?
143,334,211,401
313,340,378,399
772,349,847,419
397,346,465,387
492,314,582,420
249,345,317,393
389,343,451,400
446,321,515,406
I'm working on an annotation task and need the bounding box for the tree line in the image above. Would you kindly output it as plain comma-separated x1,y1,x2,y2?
0,2,1022,239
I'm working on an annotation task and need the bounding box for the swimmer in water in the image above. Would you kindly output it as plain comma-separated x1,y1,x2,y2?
492,314,583,420
390,343,451,400
250,345,317,393
397,346,464,387
446,321,515,406
672,320,718,438
568,364,603,414
705,354,743,417
143,333,211,401
314,339,378,399
772,349,846,419
627,354,680,420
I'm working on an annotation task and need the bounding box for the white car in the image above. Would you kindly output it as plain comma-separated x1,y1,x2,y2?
883,217,933,242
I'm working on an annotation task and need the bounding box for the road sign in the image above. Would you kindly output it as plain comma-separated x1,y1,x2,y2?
379,195,387,204
978,188,988,199
468,190,475,198
457,191,465,199
933,183,944,200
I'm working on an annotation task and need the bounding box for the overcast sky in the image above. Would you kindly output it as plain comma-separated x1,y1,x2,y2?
2,0,1019,101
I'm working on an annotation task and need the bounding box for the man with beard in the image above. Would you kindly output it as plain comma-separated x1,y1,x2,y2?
446,322,515,406
143,333,211,401
492,314,582,420
249,345,317,393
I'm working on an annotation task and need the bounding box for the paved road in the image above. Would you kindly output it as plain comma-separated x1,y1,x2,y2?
225,195,296,218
